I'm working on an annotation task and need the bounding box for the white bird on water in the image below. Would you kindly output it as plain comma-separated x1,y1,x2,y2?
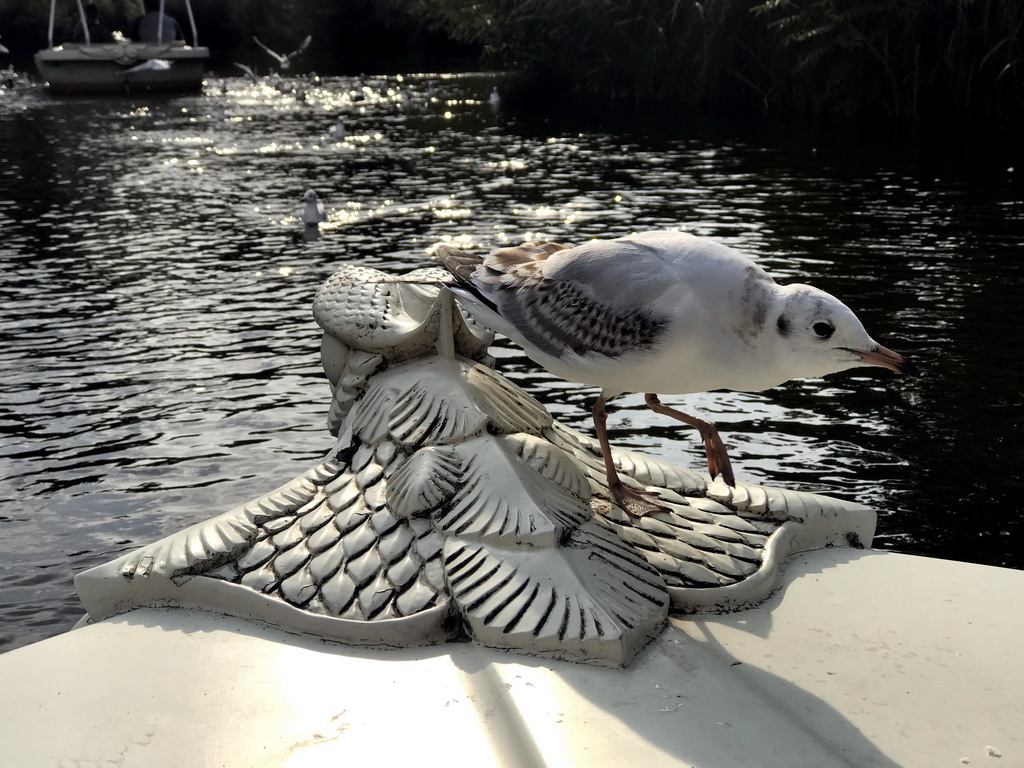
301,189,326,225
328,116,346,140
253,34,311,71
437,230,915,516
124,58,171,74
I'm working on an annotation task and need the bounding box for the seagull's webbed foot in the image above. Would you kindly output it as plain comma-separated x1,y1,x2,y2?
645,393,736,487
703,430,736,487
609,480,670,517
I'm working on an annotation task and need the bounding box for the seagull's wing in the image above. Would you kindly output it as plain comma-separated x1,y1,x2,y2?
290,34,312,58
252,36,285,65
233,61,260,83
438,242,671,359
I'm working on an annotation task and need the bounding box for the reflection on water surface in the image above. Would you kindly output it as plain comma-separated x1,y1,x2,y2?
1,73,1022,651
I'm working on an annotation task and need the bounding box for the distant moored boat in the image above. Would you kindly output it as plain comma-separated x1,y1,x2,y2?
34,0,209,94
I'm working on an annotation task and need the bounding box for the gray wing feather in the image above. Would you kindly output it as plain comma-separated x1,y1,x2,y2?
496,279,668,358
437,241,670,360
436,244,484,286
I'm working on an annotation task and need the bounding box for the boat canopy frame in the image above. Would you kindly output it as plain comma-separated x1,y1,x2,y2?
47,0,200,48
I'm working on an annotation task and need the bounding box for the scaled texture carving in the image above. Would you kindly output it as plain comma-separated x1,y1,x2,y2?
75,265,875,666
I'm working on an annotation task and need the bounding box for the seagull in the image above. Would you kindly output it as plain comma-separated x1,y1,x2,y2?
233,61,261,84
124,58,170,74
401,90,422,111
328,116,346,140
488,86,501,110
437,231,916,516
252,34,311,71
301,189,326,225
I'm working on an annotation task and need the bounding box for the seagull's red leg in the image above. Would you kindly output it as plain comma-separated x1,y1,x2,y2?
593,393,668,516
644,393,736,487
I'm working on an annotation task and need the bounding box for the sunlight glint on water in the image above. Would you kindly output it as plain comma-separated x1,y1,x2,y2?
1,73,1022,651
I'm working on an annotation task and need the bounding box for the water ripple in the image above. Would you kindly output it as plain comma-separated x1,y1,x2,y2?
1,73,1021,651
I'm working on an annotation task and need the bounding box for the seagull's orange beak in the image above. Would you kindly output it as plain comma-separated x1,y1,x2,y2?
847,344,918,375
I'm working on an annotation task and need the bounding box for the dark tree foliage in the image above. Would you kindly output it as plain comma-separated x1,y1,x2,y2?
387,0,1023,124
4,0,1020,123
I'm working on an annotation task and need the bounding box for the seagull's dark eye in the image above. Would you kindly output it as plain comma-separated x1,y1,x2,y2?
812,321,835,339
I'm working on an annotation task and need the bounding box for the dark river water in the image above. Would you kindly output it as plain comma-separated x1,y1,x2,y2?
1,72,1022,652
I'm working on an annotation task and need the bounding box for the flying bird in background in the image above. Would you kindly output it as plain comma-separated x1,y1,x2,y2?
253,34,312,71
233,61,261,84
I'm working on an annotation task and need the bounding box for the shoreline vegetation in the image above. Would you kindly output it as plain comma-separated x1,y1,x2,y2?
394,0,1022,126
2,0,1020,126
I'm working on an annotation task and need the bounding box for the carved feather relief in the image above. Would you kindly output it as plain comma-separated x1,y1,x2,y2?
75,265,875,667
